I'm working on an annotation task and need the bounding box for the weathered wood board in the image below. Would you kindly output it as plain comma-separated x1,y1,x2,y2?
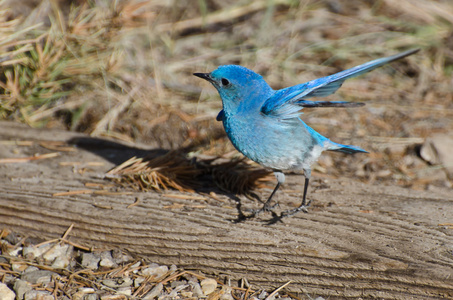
0,121,452,299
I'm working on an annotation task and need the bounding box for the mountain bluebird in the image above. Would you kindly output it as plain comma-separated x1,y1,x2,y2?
194,49,419,217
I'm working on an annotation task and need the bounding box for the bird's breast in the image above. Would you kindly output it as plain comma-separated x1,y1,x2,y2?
222,114,320,171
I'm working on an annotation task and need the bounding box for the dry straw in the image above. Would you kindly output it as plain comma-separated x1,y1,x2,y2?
106,151,273,196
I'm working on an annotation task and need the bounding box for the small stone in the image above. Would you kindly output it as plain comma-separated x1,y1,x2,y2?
420,134,453,178
78,287,95,293
23,266,39,273
180,291,193,298
220,286,233,300
81,253,100,270
42,244,72,264
4,232,19,245
71,291,85,300
11,263,28,273
99,251,116,268
200,278,217,296
170,280,187,288
21,270,57,284
191,282,203,298
7,247,22,257
143,282,163,299
13,279,32,300
85,294,98,300
140,264,168,280
129,261,141,273
22,244,52,260
220,292,234,300
111,249,133,265
101,277,133,288
134,277,145,288
117,287,132,295
169,264,177,273
52,256,70,269
24,290,53,300
0,282,15,300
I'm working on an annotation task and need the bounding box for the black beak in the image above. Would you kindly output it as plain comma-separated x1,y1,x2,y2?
193,72,213,82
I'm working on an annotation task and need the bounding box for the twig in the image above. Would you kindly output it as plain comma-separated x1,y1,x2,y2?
0,152,59,164
265,280,292,300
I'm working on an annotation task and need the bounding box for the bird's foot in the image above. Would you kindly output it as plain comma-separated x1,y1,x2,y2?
249,202,279,216
281,199,312,217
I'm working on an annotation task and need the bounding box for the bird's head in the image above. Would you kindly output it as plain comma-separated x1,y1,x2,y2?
194,65,273,115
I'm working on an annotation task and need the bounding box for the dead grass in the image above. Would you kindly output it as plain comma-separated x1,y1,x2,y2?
106,151,273,197
1,0,452,190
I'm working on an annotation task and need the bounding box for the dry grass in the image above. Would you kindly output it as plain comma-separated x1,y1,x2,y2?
106,151,273,196
1,0,452,190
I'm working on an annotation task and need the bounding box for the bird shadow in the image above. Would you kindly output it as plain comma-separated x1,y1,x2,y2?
68,136,281,223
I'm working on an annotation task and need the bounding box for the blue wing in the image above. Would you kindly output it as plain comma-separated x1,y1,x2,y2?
261,49,419,118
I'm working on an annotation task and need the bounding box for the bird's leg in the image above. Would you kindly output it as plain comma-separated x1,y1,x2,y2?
281,170,312,217
250,171,284,215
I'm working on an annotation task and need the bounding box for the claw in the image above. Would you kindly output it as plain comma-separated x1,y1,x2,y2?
248,202,279,216
281,199,312,217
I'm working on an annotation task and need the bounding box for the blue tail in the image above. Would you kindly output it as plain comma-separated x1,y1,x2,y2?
328,142,368,154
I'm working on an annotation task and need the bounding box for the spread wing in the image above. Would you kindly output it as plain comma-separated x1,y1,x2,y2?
261,49,419,119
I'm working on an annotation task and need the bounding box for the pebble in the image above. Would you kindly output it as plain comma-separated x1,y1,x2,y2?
11,262,28,272
4,232,19,244
24,290,53,300
21,270,57,284
180,291,193,298
134,277,145,287
117,287,132,295
85,294,98,300
129,261,141,274
101,277,133,288
200,278,218,295
140,264,168,280
111,249,133,265
220,292,235,300
1,233,296,300
13,279,32,300
7,246,22,257
24,266,39,273
143,282,163,299
22,244,52,260
169,264,177,273
100,251,116,268
0,282,16,300
52,255,70,269
72,289,95,300
420,134,453,178
190,282,204,298
220,286,234,300
81,252,101,269
42,244,72,264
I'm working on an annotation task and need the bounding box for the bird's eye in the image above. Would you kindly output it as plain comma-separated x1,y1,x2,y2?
221,78,230,86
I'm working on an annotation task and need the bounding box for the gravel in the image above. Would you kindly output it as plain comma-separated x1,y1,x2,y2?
0,230,311,299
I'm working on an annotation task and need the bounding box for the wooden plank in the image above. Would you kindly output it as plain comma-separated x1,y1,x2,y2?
0,121,452,299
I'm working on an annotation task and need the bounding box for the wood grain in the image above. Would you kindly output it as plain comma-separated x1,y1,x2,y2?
0,121,452,299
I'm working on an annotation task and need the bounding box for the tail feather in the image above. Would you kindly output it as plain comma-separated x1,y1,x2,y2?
328,142,368,154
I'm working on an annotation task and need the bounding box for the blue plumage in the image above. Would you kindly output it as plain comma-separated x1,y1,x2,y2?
194,49,419,217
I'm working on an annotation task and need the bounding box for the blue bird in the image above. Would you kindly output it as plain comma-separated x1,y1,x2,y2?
194,49,419,217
